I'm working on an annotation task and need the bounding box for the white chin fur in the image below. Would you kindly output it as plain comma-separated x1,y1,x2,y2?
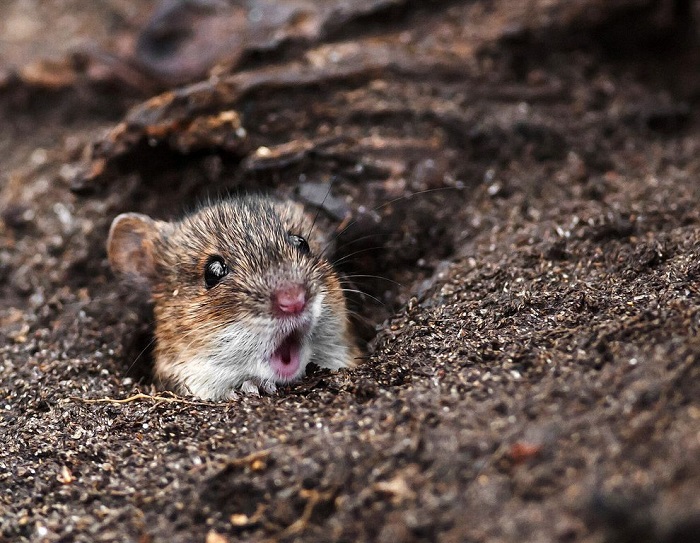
167,292,351,400
176,325,311,400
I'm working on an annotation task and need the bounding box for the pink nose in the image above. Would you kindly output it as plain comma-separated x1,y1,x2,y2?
273,283,307,315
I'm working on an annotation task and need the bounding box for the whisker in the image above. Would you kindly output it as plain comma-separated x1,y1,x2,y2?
306,177,336,241
331,232,388,256
353,354,371,360
341,288,386,307
125,335,158,375
331,246,386,267
341,274,403,287
344,308,378,327
322,186,458,255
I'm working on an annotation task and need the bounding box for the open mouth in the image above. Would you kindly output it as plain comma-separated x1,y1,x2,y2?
270,332,302,380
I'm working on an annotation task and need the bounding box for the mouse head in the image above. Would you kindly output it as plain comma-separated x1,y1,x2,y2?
107,196,354,399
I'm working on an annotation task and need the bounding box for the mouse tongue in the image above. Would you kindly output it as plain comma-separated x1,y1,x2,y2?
270,334,301,379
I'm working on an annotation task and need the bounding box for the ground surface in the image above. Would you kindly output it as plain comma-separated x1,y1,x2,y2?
1,1,700,542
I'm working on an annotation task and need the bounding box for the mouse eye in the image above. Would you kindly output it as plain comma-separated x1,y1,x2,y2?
204,256,228,288
287,233,310,255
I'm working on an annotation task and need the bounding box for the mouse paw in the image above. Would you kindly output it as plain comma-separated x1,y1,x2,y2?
240,380,261,396
239,379,277,396
259,381,277,395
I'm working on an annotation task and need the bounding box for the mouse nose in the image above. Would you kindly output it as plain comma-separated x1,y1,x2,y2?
273,283,307,316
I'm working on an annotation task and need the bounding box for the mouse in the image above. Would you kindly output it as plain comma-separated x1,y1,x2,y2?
107,195,358,400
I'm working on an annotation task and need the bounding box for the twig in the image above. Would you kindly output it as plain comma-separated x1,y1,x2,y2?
227,449,273,468
277,489,327,539
68,392,218,407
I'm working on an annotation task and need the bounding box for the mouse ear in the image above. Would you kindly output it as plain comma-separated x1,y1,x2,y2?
107,213,165,282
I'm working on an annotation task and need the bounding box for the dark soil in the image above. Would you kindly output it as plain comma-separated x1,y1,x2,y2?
2,1,700,542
